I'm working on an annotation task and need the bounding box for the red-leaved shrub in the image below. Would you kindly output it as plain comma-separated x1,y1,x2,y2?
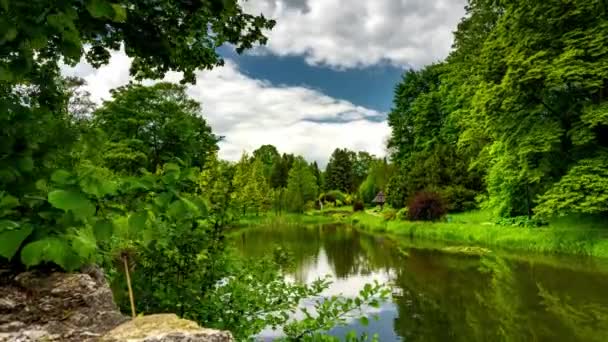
407,191,447,221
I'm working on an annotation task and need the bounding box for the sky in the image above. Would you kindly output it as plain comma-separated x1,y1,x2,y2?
62,0,467,167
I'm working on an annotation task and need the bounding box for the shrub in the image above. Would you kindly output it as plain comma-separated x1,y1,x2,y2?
440,185,478,212
382,209,397,221
353,200,365,212
319,190,348,205
407,191,447,221
396,208,408,220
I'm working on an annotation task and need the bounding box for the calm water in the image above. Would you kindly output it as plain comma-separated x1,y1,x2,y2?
231,224,608,341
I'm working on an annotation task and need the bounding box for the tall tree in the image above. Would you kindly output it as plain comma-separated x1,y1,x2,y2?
270,153,295,189
253,145,280,183
325,148,354,193
93,83,218,172
286,157,319,213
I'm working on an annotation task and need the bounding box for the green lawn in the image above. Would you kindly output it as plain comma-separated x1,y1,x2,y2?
232,207,608,258
349,209,608,258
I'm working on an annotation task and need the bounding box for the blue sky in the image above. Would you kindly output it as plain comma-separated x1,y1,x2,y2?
63,0,467,166
219,46,404,113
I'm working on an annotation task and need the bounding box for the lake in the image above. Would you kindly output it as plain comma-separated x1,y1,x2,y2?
231,224,608,341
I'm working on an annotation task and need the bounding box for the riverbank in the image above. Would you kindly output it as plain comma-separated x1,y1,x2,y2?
349,210,608,259
234,208,608,259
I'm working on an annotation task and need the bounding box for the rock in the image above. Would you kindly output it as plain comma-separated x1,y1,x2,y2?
0,268,233,342
103,314,233,342
0,267,126,341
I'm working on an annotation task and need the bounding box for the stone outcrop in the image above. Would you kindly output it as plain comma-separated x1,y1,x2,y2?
103,314,233,342
0,268,233,342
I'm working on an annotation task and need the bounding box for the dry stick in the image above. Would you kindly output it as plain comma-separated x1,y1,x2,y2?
123,255,136,318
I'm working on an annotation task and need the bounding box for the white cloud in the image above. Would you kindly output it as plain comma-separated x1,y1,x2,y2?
241,0,467,69
62,51,390,167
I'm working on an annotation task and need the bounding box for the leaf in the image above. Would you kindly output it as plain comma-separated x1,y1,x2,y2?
21,237,80,270
0,224,32,259
0,193,19,209
111,4,127,22
359,316,369,327
86,0,114,19
0,0,8,11
48,190,95,218
128,211,148,233
70,228,97,260
93,219,113,242
51,169,75,185
17,157,33,172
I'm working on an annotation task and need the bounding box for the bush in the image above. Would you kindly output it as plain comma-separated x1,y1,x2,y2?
319,190,348,205
396,208,408,220
440,185,478,212
407,191,447,221
353,200,365,212
382,209,397,221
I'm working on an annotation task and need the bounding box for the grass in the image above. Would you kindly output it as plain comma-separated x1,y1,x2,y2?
232,212,337,228
231,206,608,259
349,209,608,259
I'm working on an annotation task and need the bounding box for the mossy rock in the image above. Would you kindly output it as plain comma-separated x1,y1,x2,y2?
103,314,233,341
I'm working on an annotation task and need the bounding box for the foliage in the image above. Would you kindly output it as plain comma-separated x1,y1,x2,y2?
386,0,608,219
359,159,393,204
407,192,447,221
320,190,348,205
286,157,319,213
535,154,608,218
386,174,408,209
1,0,275,85
93,83,218,172
271,153,296,189
253,144,280,182
231,154,271,216
353,201,365,212
325,148,355,193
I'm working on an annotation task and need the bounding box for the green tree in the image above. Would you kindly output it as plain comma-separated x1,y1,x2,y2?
325,148,354,193
231,154,270,216
286,157,319,213
270,153,295,188
1,0,275,86
93,83,218,172
253,144,280,182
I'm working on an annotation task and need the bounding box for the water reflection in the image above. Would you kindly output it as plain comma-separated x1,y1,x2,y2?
231,224,608,341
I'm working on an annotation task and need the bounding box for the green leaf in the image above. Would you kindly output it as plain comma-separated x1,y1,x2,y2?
0,224,32,259
21,237,79,270
0,193,19,209
359,316,369,327
93,219,113,242
1,27,17,43
51,169,75,185
48,190,95,218
70,228,97,260
86,0,114,19
128,211,148,233
17,157,34,172
111,4,127,22
0,0,8,11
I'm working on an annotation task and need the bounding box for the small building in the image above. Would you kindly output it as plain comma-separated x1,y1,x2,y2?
372,191,386,209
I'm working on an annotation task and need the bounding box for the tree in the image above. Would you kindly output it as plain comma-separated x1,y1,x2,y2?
325,148,354,193
253,145,280,183
231,154,270,216
1,0,275,86
270,153,295,189
310,161,323,190
286,157,319,213
351,151,374,192
93,82,218,172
